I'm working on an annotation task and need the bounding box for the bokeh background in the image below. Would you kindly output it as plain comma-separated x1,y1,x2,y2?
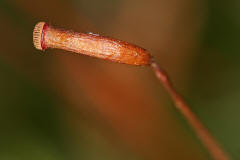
0,0,239,159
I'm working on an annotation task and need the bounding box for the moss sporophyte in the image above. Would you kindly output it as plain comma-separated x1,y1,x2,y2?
33,22,230,160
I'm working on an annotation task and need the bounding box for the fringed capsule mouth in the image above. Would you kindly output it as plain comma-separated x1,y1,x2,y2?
33,22,48,50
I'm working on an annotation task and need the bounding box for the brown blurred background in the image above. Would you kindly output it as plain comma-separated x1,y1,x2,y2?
0,0,239,159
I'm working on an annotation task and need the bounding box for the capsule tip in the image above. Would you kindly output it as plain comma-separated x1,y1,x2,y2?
33,22,47,50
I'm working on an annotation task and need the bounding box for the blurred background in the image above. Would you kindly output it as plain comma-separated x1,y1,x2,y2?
0,0,239,159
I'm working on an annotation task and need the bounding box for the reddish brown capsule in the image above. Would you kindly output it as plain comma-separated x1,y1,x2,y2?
33,22,151,65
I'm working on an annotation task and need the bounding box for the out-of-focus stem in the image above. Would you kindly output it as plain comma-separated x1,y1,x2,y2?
151,59,230,160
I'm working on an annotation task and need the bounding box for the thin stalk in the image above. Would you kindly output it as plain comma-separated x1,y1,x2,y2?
151,59,230,160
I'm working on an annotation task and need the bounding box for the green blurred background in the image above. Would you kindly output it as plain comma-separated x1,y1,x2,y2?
0,0,239,159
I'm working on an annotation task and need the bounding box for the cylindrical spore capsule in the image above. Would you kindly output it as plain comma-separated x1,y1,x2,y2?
33,22,151,65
